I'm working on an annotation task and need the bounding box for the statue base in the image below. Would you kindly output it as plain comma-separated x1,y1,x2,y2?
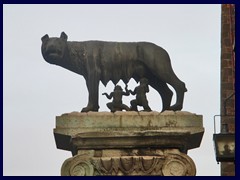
54,111,204,176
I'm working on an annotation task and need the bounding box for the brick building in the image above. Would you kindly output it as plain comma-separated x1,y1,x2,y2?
220,4,235,176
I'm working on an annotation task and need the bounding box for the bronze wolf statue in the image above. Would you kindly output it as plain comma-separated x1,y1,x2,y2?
41,32,187,112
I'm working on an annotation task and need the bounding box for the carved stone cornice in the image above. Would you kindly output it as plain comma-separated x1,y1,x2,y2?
54,111,204,155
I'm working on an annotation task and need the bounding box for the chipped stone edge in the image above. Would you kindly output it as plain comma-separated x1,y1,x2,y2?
58,110,200,118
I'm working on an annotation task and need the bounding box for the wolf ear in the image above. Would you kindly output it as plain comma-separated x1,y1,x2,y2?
41,34,49,42
60,32,68,41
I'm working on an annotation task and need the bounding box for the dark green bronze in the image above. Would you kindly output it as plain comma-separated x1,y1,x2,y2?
127,78,151,112
41,32,187,112
102,85,130,113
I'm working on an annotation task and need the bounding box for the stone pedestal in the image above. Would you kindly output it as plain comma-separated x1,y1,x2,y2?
54,111,204,176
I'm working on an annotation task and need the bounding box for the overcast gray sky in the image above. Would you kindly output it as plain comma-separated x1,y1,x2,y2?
3,4,221,176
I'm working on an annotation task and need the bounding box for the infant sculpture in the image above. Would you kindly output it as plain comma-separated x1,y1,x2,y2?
102,78,151,112
41,32,187,112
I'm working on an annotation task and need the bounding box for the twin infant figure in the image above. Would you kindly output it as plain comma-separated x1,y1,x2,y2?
102,78,151,112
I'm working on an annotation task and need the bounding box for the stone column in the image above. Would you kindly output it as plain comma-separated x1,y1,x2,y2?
54,111,204,176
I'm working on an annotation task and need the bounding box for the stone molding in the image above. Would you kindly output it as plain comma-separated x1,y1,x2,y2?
54,111,204,154
61,149,196,176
